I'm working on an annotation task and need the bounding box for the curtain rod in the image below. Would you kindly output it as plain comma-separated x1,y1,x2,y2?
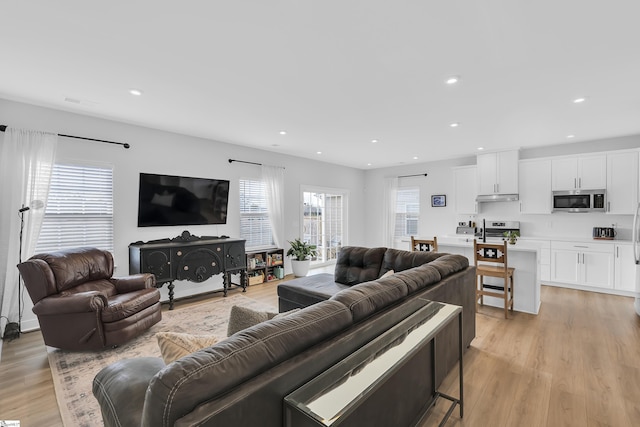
0,124,130,149
398,173,428,178
228,158,285,169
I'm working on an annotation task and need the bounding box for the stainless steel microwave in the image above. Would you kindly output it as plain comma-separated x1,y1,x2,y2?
552,189,606,213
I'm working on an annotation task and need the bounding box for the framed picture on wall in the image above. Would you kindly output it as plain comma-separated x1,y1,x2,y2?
431,195,446,207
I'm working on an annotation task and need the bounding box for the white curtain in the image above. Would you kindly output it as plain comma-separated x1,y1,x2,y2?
261,165,285,248
0,128,57,334
382,176,398,247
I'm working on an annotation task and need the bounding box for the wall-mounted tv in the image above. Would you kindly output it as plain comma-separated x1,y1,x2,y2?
137,173,230,227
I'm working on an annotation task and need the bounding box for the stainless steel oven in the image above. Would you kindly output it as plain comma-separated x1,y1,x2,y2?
552,189,606,213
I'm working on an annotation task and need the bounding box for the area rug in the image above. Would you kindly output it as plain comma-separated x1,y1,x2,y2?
47,294,276,427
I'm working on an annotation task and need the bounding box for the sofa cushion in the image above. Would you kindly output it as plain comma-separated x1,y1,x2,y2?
143,300,353,427
277,273,350,309
331,275,409,322
334,246,387,286
227,305,299,336
392,264,442,294
426,254,470,278
101,288,161,323
33,247,114,292
378,248,443,277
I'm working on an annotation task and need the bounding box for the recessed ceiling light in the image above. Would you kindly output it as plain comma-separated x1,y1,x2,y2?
477,147,484,151
129,89,143,96
279,130,287,135
573,97,586,103
446,76,460,85
367,163,372,166
413,156,419,160
371,139,378,143
449,122,460,128
567,134,575,139
316,151,322,155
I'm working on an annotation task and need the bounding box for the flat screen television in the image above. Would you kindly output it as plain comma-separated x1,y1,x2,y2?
137,173,229,227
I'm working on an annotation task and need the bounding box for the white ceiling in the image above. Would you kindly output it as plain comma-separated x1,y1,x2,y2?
1,1,639,169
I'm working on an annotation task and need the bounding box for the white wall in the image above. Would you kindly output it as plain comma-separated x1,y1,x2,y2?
0,98,365,330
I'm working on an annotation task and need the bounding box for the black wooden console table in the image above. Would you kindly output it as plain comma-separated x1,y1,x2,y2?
129,231,247,309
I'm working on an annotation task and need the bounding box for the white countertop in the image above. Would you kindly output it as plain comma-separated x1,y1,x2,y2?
436,234,632,246
437,236,541,253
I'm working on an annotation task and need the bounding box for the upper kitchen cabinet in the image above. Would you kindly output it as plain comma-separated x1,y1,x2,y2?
551,154,606,191
477,150,519,196
519,158,552,214
606,150,638,214
453,165,478,214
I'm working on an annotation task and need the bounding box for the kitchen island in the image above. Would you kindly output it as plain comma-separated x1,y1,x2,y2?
437,236,542,315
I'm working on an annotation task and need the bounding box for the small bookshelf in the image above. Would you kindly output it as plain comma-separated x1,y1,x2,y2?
246,248,285,284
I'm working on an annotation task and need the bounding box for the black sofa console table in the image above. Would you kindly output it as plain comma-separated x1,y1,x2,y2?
129,231,247,309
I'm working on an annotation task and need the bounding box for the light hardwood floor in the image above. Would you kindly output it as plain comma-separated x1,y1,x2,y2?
1,282,639,426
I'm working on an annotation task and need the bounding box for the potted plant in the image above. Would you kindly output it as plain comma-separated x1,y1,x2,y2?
503,230,520,245
286,238,318,277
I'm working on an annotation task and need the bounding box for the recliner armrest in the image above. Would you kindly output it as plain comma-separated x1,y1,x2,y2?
32,291,108,316
112,273,156,294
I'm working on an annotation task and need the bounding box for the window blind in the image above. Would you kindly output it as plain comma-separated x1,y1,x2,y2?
395,187,420,238
36,163,114,253
239,179,274,248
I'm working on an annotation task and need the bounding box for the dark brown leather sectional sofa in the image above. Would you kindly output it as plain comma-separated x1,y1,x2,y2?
93,246,475,427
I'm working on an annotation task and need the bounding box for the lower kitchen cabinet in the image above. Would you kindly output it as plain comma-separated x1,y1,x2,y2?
550,241,614,289
614,243,638,292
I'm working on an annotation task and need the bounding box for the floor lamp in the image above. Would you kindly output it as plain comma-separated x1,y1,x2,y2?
5,201,44,340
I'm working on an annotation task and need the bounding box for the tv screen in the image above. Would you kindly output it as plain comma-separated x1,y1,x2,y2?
137,173,229,227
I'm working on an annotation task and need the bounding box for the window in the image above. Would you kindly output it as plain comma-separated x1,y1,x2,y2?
302,188,347,264
36,163,114,253
239,179,274,248
394,187,420,238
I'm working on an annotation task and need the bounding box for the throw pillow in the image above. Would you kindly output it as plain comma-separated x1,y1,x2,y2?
226,305,300,336
379,269,395,279
156,331,220,364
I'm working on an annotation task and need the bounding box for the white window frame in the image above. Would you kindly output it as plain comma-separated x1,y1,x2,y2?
36,161,114,254
239,177,275,250
300,185,349,267
394,187,420,239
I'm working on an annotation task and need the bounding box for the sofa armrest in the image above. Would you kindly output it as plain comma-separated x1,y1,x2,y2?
93,357,166,427
112,273,156,293
32,291,108,316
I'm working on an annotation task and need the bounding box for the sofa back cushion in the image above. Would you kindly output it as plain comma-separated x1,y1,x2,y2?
331,275,409,322
334,246,387,286
378,248,444,277
143,300,353,427
32,247,114,292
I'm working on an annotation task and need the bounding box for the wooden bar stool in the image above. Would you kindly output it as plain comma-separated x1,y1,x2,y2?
410,236,438,252
474,239,514,318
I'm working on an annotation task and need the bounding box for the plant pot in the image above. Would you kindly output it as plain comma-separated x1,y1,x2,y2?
291,259,311,277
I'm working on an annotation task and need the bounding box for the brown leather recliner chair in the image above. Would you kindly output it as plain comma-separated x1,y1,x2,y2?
17,247,162,351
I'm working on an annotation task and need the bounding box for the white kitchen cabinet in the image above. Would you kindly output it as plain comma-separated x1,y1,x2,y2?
606,151,638,214
551,154,606,191
453,165,477,214
477,150,519,195
614,243,637,292
539,241,551,282
519,158,552,214
550,241,614,289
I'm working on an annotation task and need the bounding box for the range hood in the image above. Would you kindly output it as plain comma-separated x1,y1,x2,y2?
476,193,519,202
